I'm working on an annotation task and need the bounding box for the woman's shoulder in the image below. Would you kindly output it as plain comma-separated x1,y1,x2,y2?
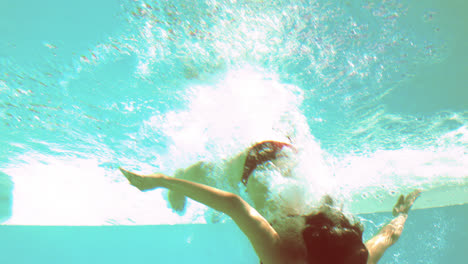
258,230,307,264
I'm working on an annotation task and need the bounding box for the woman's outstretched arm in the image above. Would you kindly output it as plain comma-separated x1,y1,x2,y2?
119,168,283,264
365,190,421,264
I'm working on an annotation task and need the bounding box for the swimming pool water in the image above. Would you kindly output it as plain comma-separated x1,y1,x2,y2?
0,0,467,263
0,205,466,263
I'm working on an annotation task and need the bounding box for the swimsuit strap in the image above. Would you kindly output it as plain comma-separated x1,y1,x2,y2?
241,140,296,186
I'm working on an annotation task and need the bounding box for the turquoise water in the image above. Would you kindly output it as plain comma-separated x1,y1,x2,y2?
0,0,467,263
0,205,466,263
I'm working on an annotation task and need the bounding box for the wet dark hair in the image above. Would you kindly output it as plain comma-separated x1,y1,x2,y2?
302,197,368,264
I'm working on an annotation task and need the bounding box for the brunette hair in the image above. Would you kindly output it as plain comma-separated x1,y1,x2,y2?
302,197,368,264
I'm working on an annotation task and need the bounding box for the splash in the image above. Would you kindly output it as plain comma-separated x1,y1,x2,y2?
0,0,466,225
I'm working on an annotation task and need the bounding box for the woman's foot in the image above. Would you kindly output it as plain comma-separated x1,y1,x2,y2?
119,168,162,191
168,190,187,213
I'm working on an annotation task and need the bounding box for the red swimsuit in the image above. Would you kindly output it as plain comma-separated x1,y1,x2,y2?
241,140,297,186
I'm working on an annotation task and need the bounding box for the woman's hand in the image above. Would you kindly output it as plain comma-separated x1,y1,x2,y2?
366,189,422,264
119,167,166,191
392,189,421,216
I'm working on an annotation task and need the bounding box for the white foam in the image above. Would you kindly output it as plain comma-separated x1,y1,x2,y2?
3,153,206,225
3,67,467,224
143,66,316,165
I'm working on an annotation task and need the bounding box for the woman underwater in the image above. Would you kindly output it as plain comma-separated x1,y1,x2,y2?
120,140,420,264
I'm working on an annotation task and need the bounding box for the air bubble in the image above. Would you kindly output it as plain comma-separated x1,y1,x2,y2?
423,10,437,22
